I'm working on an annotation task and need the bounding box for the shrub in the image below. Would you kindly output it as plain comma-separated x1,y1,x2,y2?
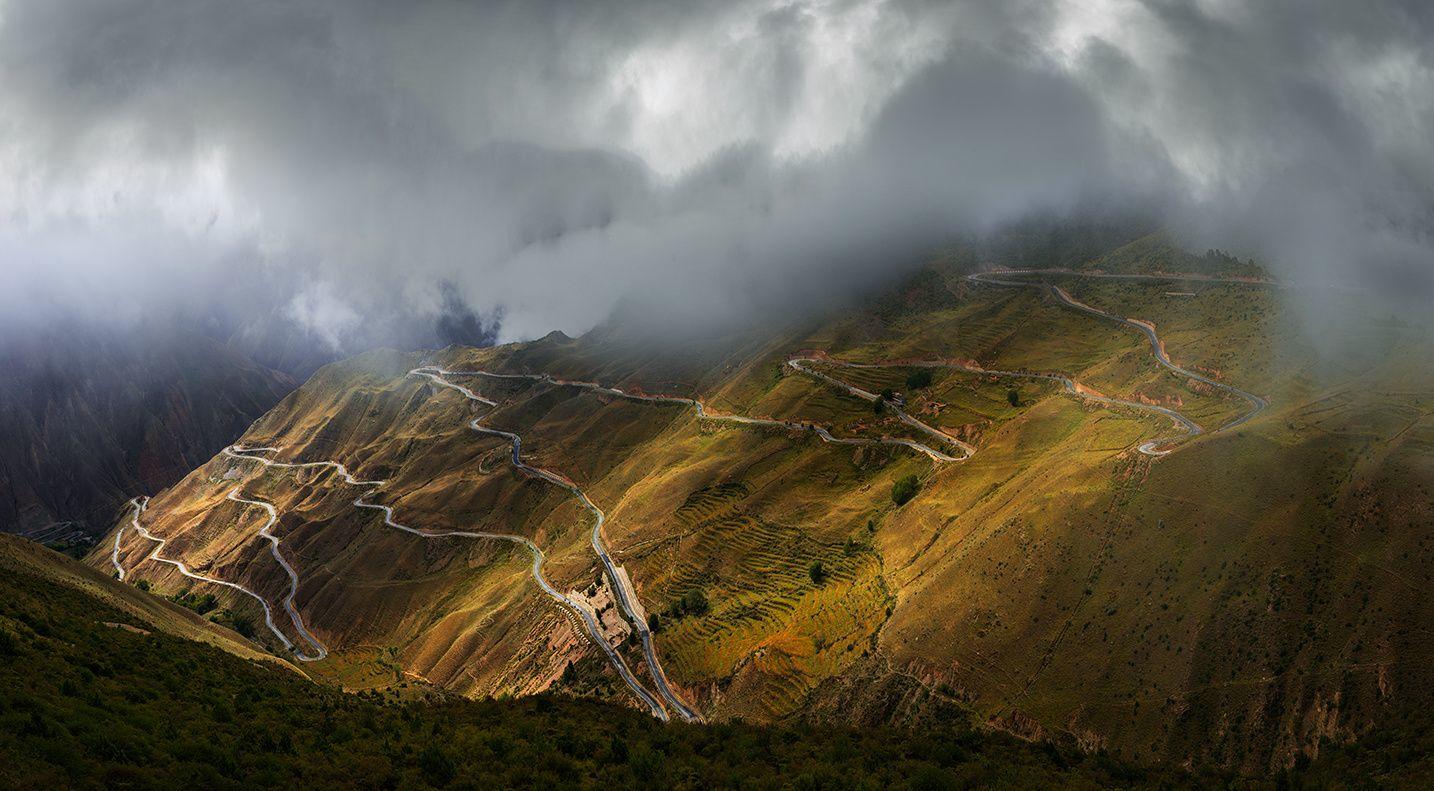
906,369,933,389
892,474,920,505
418,744,456,787
808,561,827,585
1007,388,1020,407
676,588,709,618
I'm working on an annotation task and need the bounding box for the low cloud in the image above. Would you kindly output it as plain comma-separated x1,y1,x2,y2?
0,0,1429,356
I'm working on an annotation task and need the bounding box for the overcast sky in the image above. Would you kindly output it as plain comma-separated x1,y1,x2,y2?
1,0,1430,349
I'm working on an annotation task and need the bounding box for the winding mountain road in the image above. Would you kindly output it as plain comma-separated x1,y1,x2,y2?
415,362,992,718
224,487,328,661
109,266,1267,717
965,269,1267,452
219,443,672,719
793,356,1200,457
113,497,302,656
409,368,698,721
432,366,970,462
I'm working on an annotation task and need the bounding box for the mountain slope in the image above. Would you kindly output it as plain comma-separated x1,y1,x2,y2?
0,322,295,539
89,236,1434,772
0,532,290,668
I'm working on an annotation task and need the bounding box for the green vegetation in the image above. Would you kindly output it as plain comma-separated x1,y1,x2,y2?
161,587,257,637
43,535,96,560
1006,388,1020,407
808,560,827,585
0,558,1211,789
906,369,933,390
169,588,219,616
891,474,921,506
209,609,257,639
665,588,710,621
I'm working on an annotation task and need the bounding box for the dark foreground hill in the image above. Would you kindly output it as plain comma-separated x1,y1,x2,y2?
0,534,1181,789
6,535,1432,787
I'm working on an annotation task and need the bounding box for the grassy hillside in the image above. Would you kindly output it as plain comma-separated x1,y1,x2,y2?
0,533,292,668
7,539,1204,788
87,233,1434,773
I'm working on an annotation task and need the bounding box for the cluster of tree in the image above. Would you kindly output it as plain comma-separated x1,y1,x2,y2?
808,561,827,585
906,369,933,390
874,389,893,415
43,535,97,561
169,588,220,616
208,609,257,639
892,474,921,506
652,588,710,632
128,579,255,637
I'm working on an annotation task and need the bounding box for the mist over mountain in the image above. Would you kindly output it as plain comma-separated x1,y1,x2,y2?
0,318,294,537
1,0,1429,351
7,4,1434,782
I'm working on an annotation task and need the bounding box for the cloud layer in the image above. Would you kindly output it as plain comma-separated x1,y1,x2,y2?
1,0,1430,351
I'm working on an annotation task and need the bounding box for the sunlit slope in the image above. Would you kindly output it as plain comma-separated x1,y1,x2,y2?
757,249,1433,771
89,236,1433,773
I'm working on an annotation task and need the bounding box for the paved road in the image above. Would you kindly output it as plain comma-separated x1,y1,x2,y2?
114,268,1261,706
410,368,690,720
797,356,1201,457
965,269,1268,453
113,497,302,656
224,487,328,661
432,366,969,461
784,357,975,460
225,425,673,719
421,361,1001,720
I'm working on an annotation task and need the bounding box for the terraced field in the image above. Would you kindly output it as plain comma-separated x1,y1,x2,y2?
636,481,888,720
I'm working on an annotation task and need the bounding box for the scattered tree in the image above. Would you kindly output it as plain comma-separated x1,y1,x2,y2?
210,609,256,638
809,561,827,585
873,397,886,415
891,474,921,505
1007,388,1021,407
683,588,709,616
665,588,710,621
880,388,895,401
646,613,661,633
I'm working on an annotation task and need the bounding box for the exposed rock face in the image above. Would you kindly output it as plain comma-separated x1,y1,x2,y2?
0,322,295,537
